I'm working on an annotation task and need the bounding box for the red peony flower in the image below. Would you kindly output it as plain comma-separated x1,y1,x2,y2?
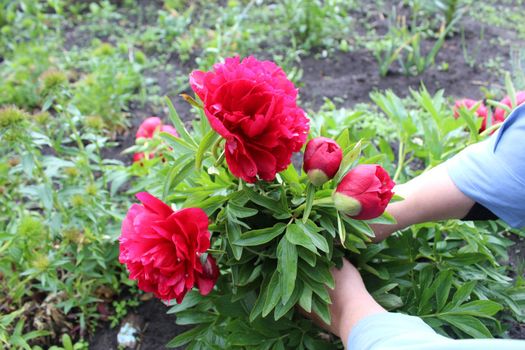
134,117,178,163
303,137,343,186
189,56,309,183
333,164,395,220
119,192,218,303
493,91,525,122
136,117,163,139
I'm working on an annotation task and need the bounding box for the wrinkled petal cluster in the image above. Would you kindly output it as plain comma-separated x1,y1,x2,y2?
190,56,309,183
119,192,218,303
334,164,395,220
303,137,343,186
493,91,525,121
134,117,179,162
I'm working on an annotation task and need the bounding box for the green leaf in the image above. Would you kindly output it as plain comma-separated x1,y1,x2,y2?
195,130,220,170
226,212,243,260
175,310,217,325
438,315,492,338
333,140,362,183
234,223,287,246
336,211,346,247
445,253,487,266
343,216,375,238
302,183,315,223
297,246,317,266
449,281,477,308
246,189,289,217
453,300,503,318
434,270,453,312
274,281,301,320
335,128,350,150
277,237,298,304
263,271,282,317
167,291,202,313
299,285,313,313
299,261,334,289
295,220,329,253
167,324,208,347
228,203,258,218
285,223,317,253
505,72,517,107
165,96,197,147
159,129,197,153
163,156,193,199
312,296,331,325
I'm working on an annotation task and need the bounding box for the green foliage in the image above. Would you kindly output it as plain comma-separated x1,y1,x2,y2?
0,90,132,345
369,5,458,76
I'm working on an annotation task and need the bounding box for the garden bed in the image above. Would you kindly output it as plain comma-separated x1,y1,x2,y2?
1,0,524,348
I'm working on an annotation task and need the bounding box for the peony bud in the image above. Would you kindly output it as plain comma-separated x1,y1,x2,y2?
303,137,343,186
333,164,395,220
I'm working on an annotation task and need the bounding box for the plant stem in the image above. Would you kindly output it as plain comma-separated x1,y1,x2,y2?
293,197,333,216
393,140,405,182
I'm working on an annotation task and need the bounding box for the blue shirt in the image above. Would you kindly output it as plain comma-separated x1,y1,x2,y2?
448,104,525,228
348,313,525,349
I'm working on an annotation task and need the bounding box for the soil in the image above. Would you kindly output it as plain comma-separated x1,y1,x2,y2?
69,2,525,348
89,299,189,350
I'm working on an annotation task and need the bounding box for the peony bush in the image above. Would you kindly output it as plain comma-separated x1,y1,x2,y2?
119,59,525,348
119,56,397,348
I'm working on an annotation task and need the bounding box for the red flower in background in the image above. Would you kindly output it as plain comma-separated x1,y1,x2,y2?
190,56,309,183
134,117,178,162
452,99,496,132
119,192,218,303
493,91,525,122
333,164,395,220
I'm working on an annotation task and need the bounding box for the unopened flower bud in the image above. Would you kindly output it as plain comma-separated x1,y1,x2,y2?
303,137,342,186
333,164,395,220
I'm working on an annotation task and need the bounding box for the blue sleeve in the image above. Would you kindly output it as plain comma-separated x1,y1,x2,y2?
348,313,525,350
447,103,525,228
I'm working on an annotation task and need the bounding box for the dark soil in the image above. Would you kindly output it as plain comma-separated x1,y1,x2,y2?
90,299,189,350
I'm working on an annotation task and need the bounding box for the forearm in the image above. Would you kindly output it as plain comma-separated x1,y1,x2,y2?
371,163,475,241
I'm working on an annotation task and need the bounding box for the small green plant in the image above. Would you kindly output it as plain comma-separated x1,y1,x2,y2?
108,298,140,328
0,309,49,350
371,6,458,76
